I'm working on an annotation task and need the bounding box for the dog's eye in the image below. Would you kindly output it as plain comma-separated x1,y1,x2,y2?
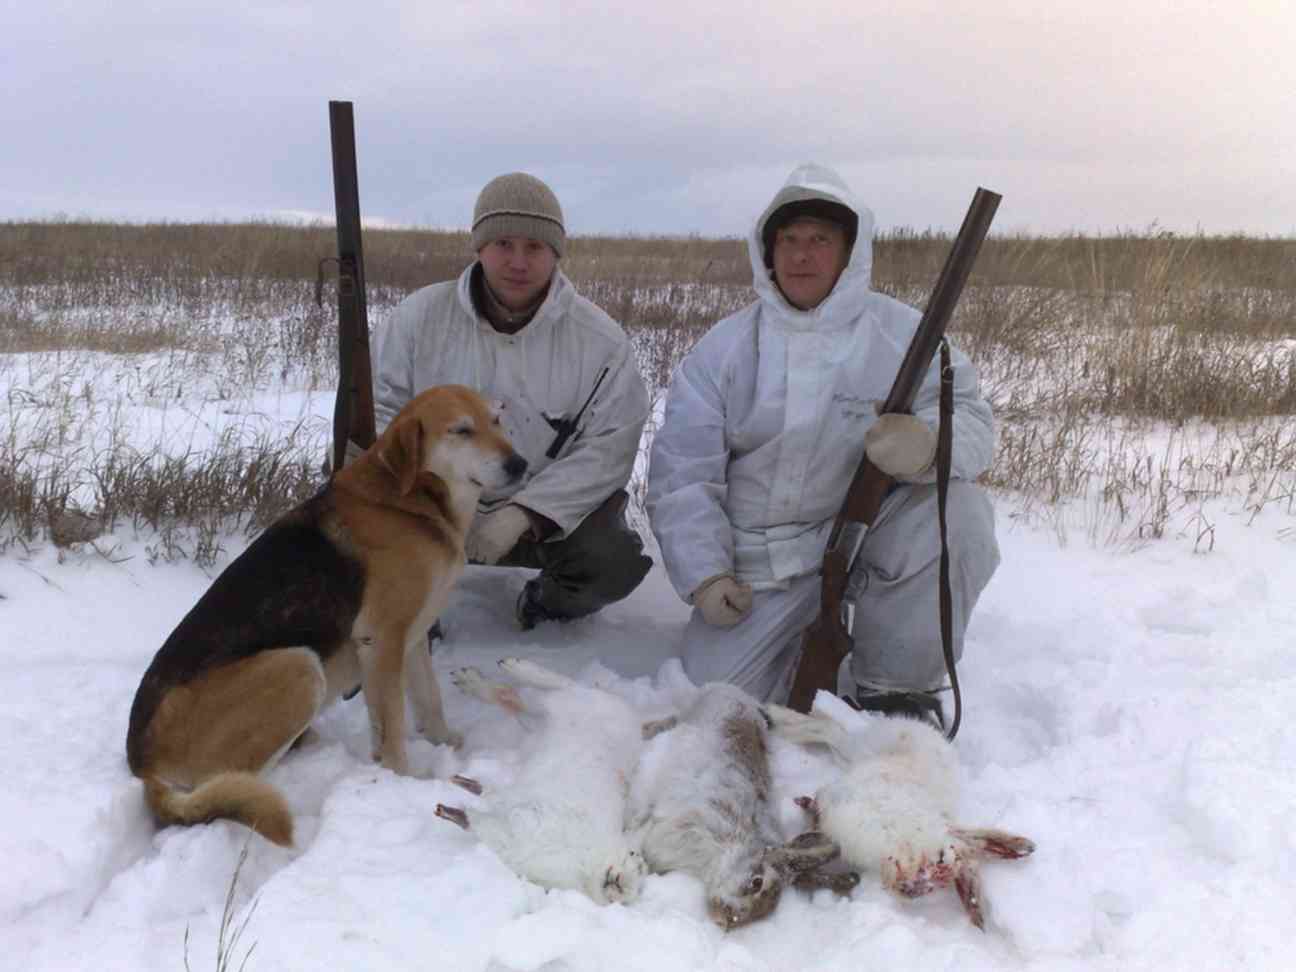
747,876,763,893
453,425,473,437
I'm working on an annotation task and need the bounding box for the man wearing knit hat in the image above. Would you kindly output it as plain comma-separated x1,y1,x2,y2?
367,172,652,631
646,163,999,726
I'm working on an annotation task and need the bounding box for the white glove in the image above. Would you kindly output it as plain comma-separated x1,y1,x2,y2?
864,413,937,480
693,575,753,628
464,505,531,565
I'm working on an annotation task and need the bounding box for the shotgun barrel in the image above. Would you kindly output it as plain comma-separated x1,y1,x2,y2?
328,100,376,473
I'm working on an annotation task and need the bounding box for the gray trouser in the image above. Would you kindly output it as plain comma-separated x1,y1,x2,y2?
493,489,653,620
678,482,1000,703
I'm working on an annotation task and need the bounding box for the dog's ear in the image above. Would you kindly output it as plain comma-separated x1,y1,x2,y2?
384,417,424,495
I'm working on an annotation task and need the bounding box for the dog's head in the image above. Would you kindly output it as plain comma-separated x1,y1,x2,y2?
382,385,527,497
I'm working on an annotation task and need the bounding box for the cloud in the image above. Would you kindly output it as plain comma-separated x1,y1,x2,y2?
4,1,1293,235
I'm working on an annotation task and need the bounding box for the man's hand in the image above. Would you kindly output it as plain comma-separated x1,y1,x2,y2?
693,575,753,628
464,505,531,565
864,413,937,480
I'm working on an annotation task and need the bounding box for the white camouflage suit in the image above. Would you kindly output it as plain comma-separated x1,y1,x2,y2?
372,263,652,621
373,265,648,535
646,164,1000,704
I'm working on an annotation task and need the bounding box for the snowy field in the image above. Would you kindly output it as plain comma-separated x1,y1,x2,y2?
4,445,1295,970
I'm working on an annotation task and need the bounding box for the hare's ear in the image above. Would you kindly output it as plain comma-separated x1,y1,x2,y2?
384,418,424,496
767,831,839,875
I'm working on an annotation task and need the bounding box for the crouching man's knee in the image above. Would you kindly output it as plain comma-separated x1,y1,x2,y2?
551,491,649,597
529,490,653,615
864,481,999,584
942,481,1001,579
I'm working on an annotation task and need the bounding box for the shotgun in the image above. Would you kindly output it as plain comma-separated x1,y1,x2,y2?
327,100,376,473
785,187,1001,714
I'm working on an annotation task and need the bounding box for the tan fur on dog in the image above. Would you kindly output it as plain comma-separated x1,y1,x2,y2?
126,385,526,846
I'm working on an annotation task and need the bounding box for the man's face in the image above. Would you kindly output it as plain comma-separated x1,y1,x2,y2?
771,217,850,311
478,236,558,310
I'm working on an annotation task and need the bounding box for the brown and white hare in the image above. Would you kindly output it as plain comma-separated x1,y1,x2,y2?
627,682,847,930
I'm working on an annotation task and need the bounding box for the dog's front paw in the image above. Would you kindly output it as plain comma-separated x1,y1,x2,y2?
380,748,411,776
420,724,464,750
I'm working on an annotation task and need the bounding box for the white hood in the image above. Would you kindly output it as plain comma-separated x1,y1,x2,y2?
747,163,877,326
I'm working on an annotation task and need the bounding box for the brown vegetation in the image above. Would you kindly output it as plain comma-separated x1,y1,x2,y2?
1,219,1293,561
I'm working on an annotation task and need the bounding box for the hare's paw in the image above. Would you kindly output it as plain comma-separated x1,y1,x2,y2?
450,666,489,696
600,849,648,905
451,666,523,713
435,803,470,830
498,657,574,691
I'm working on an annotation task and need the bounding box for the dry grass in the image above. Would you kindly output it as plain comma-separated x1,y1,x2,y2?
1,219,1293,559
183,839,260,972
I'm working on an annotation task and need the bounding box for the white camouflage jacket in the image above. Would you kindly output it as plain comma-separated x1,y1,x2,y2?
646,164,996,599
372,264,649,538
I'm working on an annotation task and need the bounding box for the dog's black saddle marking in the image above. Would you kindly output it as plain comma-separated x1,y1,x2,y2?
127,492,366,768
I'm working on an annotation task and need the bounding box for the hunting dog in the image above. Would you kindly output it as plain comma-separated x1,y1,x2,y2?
126,385,526,846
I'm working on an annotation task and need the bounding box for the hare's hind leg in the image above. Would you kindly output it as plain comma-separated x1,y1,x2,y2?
765,703,849,753
450,666,525,714
950,827,1036,860
497,657,577,691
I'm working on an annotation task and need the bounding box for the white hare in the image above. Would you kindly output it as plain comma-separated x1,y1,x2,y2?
627,682,847,930
435,658,648,905
766,695,1035,930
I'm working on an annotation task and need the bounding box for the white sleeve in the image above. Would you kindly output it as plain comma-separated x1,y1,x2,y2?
645,343,738,602
370,295,420,434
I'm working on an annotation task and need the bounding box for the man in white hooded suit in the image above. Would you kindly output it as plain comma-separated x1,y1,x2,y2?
646,164,1000,723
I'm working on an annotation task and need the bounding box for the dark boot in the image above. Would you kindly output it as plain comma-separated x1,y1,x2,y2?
499,489,652,628
515,580,551,632
847,688,946,730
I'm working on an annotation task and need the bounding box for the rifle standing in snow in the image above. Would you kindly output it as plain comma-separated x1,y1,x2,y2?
325,99,376,471
786,187,1001,736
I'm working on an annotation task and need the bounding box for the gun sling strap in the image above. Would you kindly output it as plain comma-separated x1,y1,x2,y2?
838,342,961,741
936,338,961,740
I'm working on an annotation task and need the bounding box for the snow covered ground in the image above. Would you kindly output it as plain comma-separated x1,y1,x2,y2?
3,477,1294,970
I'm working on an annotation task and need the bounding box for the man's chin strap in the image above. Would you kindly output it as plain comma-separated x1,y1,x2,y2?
937,338,961,741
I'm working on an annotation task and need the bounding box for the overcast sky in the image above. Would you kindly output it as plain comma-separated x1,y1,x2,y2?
4,1,1293,237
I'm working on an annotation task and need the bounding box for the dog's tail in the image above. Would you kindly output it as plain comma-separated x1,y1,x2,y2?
142,773,294,847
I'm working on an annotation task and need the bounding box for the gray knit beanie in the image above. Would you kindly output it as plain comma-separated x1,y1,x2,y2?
471,172,566,258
